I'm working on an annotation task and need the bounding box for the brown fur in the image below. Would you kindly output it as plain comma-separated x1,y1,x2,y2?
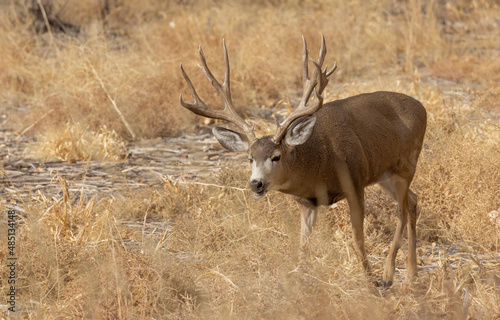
180,37,427,287
249,91,427,286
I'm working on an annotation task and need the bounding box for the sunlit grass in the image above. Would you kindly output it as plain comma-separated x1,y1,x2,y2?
25,122,127,161
0,0,499,318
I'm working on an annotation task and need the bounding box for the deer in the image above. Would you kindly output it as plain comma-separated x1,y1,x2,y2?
179,35,427,288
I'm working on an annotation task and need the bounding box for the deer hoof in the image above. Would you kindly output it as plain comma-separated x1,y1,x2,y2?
376,279,393,288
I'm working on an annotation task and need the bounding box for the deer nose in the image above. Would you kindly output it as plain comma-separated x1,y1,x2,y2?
250,180,263,192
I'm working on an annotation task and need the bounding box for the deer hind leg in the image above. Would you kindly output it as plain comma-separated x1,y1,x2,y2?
346,187,371,274
379,174,417,287
407,188,418,278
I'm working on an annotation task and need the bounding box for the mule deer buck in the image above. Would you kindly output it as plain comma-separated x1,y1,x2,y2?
179,35,427,287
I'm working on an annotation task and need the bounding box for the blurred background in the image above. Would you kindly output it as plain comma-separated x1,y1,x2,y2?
1,0,498,141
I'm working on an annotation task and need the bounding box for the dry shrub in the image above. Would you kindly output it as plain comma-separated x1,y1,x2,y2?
9,224,200,319
0,178,200,318
416,110,500,246
27,176,115,245
25,122,127,161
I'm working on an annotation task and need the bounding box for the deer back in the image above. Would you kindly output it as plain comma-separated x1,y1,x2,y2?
277,91,427,204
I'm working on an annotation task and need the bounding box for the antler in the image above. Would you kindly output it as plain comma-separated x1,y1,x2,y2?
180,39,257,145
272,34,337,144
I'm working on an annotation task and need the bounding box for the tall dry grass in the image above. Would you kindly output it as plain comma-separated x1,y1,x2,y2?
0,0,464,141
1,156,498,318
24,122,127,161
0,0,499,318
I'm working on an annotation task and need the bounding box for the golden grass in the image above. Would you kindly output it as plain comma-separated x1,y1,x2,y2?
0,0,499,318
0,0,457,140
25,122,127,161
2,158,498,318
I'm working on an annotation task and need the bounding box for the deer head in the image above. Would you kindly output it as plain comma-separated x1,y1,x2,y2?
180,35,337,198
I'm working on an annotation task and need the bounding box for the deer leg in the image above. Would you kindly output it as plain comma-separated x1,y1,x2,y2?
346,188,370,274
379,175,412,287
407,189,418,278
294,199,318,272
297,201,318,248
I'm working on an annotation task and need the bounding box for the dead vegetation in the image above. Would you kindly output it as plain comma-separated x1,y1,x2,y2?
0,0,499,318
25,122,127,161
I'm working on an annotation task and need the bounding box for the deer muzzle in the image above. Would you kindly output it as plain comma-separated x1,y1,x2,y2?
250,179,267,198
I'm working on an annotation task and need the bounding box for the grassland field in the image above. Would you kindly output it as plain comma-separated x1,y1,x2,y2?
0,0,499,318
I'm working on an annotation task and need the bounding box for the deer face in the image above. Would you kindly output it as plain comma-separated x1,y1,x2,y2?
213,115,317,198
248,137,284,198
180,35,333,200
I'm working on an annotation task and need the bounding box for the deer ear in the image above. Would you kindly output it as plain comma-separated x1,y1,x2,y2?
213,127,249,152
285,115,316,146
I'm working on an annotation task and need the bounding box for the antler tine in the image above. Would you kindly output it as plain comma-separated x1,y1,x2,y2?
326,61,337,77
306,60,328,97
198,45,224,99
223,39,231,101
180,41,256,144
302,35,309,90
272,35,337,144
179,63,210,115
317,34,327,67
298,58,321,110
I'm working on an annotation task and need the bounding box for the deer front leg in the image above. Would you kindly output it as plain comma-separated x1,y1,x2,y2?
300,205,318,247
292,197,319,248
296,201,318,248
293,198,318,272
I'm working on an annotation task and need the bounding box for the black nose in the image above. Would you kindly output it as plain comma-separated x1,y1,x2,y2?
250,180,263,192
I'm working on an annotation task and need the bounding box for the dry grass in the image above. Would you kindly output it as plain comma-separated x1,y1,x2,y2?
0,0,459,140
24,122,127,161
1,158,498,318
1,0,500,318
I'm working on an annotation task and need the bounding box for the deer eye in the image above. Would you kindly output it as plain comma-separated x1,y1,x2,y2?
248,158,254,164
271,155,281,162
